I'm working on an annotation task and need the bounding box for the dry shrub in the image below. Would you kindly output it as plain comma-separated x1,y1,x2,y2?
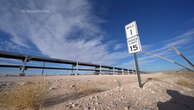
178,72,194,80
165,72,194,79
72,82,104,96
78,87,104,95
0,81,49,110
176,79,194,89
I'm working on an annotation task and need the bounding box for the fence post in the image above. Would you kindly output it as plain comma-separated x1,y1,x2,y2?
41,62,45,76
76,61,79,75
20,57,29,76
112,67,115,75
99,65,102,75
71,64,74,75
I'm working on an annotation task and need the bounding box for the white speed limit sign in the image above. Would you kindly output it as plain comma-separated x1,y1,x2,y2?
125,21,142,53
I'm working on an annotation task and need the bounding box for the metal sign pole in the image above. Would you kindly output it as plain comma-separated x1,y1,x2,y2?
125,21,143,88
133,53,142,88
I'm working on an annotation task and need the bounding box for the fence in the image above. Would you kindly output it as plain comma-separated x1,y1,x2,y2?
0,51,133,76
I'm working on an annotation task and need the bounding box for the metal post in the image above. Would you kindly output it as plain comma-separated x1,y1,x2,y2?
172,47,194,68
99,65,101,75
113,67,115,75
128,70,130,75
41,62,45,76
133,53,142,88
20,57,28,76
76,61,79,75
71,64,74,75
122,69,124,75
143,52,193,72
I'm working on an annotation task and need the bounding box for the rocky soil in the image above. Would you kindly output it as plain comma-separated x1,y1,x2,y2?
0,72,194,110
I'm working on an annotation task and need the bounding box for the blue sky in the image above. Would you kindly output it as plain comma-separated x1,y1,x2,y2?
0,0,194,73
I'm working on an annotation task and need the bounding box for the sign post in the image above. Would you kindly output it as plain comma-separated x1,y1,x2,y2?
125,21,142,88
133,53,142,88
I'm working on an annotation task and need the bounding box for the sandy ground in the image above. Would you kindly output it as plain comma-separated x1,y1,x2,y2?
0,72,194,110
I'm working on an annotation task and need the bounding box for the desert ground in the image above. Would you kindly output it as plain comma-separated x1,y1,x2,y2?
0,72,194,110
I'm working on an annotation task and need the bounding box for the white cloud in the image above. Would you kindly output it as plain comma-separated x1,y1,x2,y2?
149,29,194,55
0,0,129,65
164,29,194,47
113,44,123,51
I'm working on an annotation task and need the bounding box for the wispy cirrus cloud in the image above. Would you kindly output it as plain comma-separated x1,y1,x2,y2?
120,28,194,69
148,28,194,55
0,0,129,65
113,43,123,51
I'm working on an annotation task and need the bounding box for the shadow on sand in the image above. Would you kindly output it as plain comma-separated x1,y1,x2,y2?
44,89,106,107
142,78,194,110
157,90,194,110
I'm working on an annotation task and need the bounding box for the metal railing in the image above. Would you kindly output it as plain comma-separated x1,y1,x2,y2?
0,51,133,76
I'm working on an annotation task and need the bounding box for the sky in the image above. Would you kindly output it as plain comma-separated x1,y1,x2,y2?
0,0,194,73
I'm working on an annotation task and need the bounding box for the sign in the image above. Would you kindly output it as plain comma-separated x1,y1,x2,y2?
124,21,142,88
125,21,142,53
